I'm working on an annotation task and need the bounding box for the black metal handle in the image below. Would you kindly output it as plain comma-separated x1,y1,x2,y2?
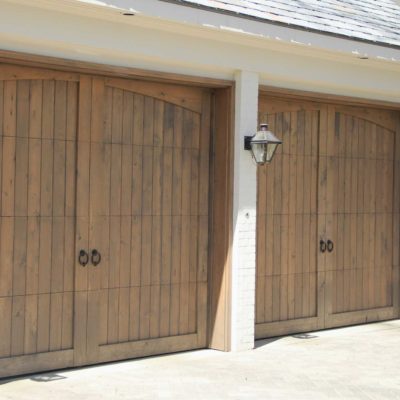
320,240,327,253
91,249,102,266
327,240,334,253
78,250,89,267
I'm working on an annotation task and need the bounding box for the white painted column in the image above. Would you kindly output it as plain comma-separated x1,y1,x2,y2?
231,70,259,351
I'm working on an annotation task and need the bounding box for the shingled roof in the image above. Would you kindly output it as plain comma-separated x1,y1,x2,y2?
163,0,400,48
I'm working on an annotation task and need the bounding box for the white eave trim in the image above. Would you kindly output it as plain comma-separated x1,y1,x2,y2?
3,0,400,71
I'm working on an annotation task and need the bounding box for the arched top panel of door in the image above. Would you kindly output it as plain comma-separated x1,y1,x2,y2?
331,104,398,132
325,105,397,160
102,78,210,152
105,77,207,115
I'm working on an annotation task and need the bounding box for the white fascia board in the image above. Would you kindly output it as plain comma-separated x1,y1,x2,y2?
0,0,399,103
99,0,400,64
6,0,400,71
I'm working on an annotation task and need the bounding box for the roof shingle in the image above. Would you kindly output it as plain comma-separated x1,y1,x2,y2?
164,0,400,48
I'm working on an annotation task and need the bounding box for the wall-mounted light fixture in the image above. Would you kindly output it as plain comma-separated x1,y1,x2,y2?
244,123,282,165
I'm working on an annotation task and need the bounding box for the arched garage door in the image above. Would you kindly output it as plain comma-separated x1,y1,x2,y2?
0,64,211,377
256,95,400,339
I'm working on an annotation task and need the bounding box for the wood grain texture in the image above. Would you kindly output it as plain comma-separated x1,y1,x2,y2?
325,108,396,327
256,100,320,336
256,95,399,338
86,81,212,358
0,64,215,377
0,75,78,375
105,78,204,114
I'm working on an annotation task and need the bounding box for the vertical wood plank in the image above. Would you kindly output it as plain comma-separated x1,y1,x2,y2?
154,100,164,147
130,215,142,286
120,217,132,287
2,137,16,216
133,95,144,146
170,216,181,336
54,81,67,140
118,287,129,342
37,293,50,353
27,138,41,217
139,286,151,339
121,145,133,217
142,146,153,216
49,293,63,351
150,285,161,338
51,217,64,294
150,215,161,336
107,289,119,344
11,296,25,356
199,93,210,217
3,81,17,138
98,289,108,345
63,216,75,294
122,91,134,145
42,81,55,140
14,138,28,217
61,292,73,350
13,217,27,296
86,291,100,363
143,97,154,146
111,88,123,144
65,141,77,219
26,217,40,295
109,216,121,289
129,287,140,341
159,284,171,338
132,146,143,216
0,297,12,357
66,82,78,141
0,217,14,297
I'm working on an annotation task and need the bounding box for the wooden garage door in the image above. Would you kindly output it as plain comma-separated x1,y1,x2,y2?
0,65,80,376
76,77,210,365
0,65,211,377
323,105,400,328
256,98,324,338
256,96,400,339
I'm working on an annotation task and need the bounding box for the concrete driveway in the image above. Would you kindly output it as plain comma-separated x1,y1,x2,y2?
1,320,400,399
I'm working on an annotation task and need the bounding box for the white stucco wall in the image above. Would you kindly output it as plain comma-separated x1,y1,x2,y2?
0,0,399,351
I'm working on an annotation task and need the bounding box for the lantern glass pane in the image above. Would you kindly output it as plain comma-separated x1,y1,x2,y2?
266,143,279,162
251,143,267,164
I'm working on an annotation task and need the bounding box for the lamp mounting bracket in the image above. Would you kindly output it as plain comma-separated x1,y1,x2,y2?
244,136,253,151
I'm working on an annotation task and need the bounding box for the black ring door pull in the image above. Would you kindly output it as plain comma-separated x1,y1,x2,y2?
320,240,327,253
327,240,334,253
78,250,89,267
91,249,102,266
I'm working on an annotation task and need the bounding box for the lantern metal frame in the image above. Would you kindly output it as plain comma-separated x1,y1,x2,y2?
244,123,282,165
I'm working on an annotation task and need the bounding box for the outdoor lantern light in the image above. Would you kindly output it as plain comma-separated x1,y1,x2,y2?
244,123,282,165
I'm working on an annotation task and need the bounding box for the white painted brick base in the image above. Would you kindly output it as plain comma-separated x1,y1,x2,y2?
231,71,259,351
